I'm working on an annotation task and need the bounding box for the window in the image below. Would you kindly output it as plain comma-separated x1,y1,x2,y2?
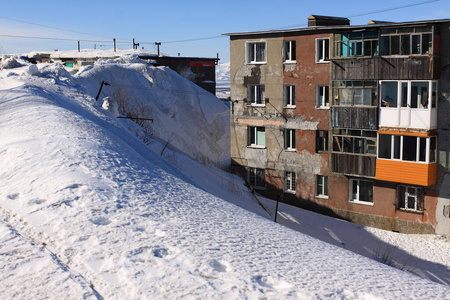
285,129,296,150
350,179,373,204
380,80,437,109
316,175,328,198
248,126,265,147
380,81,398,107
316,38,330,62
284,171,296,193
333,81,377,106
248,167,265,188
334,31,379,57
317,85,329,108
284,40,296,62
380,27,432,56
397,185,424,212
316,130,329,152
284,85,295,107
332,129,377,156
378,134,437,163
247,42,266,63
248,84,265,106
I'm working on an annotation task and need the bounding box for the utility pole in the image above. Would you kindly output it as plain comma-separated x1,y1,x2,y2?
155,42,161,57
78,41,80,52
113,38,116,52
274,200,279,223
95,81,110,101
133,38,139,50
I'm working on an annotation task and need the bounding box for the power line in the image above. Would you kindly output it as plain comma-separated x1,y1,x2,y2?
0,34,128,44
161,35,224,44
0,16,132,43
347,0,440,18
148,0,441,43
0,16,123,41
273,0,440,30
0,0,441,49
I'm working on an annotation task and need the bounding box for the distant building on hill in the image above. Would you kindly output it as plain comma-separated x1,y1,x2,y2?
25,50,220,95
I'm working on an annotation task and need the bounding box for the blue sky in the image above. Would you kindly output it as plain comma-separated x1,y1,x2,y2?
0,0,449,62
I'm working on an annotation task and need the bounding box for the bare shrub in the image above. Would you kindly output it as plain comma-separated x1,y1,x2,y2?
109,75,154,132
374,242,417,273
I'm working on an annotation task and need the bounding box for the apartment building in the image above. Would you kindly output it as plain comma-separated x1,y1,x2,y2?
224,15,450,235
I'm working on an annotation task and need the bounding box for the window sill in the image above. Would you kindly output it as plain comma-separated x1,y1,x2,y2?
376,158,435,164
333,105,377,108
283,61,297,64
248,104,266,107
285,148,296,152
246,61,266,65
316,150,329,154
284,105,296,109
379,54,431,58
397,208,424,214
316,106,330,110
247,145,266,149
315,195,329,200
284,190,296,195
349,200,374,206
316,60,330,64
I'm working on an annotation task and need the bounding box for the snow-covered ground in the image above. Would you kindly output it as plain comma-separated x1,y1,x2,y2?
0,54,449,299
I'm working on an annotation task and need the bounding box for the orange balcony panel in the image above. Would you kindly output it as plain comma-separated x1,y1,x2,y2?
376,159,437,186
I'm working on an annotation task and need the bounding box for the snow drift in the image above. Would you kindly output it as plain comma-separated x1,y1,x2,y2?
76,56,230,168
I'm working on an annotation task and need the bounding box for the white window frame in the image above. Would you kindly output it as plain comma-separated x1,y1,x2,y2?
284,128,296,151
317,85,329,108
284,171,296,193
350,179,374,205
248,126,266,148
380,80,437,109
247,84,265,106
316,175,329,198
283,40,296,63
377,134,437,163
284,85,296,108
246,41,266,64
248,167,266,189
316,38,330,63
397,185,424,212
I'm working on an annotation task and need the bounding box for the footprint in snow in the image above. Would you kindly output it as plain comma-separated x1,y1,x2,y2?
7,193,19,200
253,275,293,290
209,259,230,273
153,247,168,258
89,217,111,226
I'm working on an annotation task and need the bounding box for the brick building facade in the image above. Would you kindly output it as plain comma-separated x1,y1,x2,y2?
224,15,450,235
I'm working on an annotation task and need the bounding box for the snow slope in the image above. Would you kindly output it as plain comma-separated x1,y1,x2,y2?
0,58,449,299
75,56,230,169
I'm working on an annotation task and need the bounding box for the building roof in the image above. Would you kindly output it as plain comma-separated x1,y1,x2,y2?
222,18,450,37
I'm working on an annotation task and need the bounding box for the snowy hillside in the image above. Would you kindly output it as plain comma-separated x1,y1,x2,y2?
0,56,449,299
215,61,230,100
216,61,230,84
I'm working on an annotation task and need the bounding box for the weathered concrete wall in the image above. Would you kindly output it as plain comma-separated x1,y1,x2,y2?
230,35,285,175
